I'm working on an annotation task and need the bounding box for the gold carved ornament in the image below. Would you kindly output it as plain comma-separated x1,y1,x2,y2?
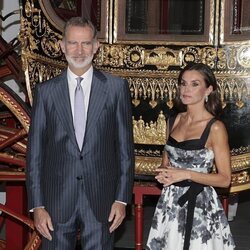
20,0,66,105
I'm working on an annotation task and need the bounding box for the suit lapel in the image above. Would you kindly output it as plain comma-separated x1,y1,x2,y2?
51,71,79,151
82,69,108,153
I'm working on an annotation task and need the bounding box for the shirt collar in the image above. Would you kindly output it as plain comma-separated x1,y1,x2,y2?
67,66,93,86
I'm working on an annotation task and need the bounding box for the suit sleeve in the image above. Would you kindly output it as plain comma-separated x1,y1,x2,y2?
115,79,135,204
26,84,47,210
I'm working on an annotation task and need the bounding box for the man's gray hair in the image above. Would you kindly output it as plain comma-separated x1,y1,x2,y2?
63,17,97,40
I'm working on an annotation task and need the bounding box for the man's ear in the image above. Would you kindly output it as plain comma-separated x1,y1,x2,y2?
94,41,100,53
59,40,65,53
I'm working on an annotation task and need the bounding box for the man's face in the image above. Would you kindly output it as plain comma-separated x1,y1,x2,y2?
60,25,99,74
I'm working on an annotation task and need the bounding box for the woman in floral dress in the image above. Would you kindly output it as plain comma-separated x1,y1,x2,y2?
146,63,235,250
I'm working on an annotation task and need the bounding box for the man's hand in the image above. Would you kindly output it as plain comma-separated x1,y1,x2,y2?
108,202,126,233
34,207,54,241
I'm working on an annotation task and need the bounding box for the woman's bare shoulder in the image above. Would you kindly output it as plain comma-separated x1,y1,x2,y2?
211,119,226,131
210,119,228,139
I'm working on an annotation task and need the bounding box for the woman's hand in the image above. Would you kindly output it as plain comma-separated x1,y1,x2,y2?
155,167,190,186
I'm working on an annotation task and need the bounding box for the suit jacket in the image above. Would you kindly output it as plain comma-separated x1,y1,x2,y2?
26,69,134,223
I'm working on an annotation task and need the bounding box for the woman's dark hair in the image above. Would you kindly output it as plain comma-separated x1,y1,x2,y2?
174,62,222,117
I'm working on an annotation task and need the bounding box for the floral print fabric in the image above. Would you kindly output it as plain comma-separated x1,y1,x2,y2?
146,143,235,250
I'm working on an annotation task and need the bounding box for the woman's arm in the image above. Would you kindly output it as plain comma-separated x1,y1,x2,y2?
188,120,231,187
160,151,171,168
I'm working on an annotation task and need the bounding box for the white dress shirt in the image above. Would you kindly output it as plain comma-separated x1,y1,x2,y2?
67,66,93,119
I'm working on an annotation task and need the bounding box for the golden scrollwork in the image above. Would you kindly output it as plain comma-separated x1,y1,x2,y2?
95,45,126,67
227,46,238,70
127,77,177,109
20,1,63,59
19,15,39,52
133,111,167,145
180,46,200,65
96,44,249,109
126,73,249,111
97,45,220,70
125,46,145,69
231,153,250,172
21,19,62,58
97,45,180,69
200,47,218,69
144,47,180,70
217,48,227,70
22,51,66,104
97,43,250,73
231,170,250,191
19,1,67,104
40,26,62,58
217,77,249,108
237,46,250,68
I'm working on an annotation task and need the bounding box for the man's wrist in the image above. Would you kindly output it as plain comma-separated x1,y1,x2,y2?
30,206,45,212
115,200,127,206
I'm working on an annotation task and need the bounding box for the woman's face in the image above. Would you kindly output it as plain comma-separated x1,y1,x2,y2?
179,70,212,106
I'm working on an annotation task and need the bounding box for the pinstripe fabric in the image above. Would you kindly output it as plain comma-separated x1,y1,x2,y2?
41,184,113,250
26,69,134,249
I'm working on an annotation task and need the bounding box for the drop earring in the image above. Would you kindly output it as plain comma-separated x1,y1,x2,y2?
205,95,208,103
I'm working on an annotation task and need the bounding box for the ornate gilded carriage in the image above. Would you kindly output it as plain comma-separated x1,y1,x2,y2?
16,0,250,193
0,0,249,193
0,0,249,248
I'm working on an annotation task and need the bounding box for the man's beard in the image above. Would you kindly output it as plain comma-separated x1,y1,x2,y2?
65,54,94,69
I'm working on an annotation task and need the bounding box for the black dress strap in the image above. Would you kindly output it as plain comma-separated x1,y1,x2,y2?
199,118,217,147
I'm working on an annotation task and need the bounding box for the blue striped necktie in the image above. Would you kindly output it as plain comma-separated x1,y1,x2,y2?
74,77,86,149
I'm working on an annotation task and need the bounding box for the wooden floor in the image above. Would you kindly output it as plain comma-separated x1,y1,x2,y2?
114,190,250,250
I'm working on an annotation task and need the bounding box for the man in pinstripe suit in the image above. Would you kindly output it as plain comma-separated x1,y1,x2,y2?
26,17,134,250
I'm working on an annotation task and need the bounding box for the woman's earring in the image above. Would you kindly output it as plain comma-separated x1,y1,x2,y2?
205,95,208,103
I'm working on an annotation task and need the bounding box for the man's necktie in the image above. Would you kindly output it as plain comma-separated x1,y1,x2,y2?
74,77,86,149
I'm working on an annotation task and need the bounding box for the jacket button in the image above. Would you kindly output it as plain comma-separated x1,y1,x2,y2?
80,156,83,160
